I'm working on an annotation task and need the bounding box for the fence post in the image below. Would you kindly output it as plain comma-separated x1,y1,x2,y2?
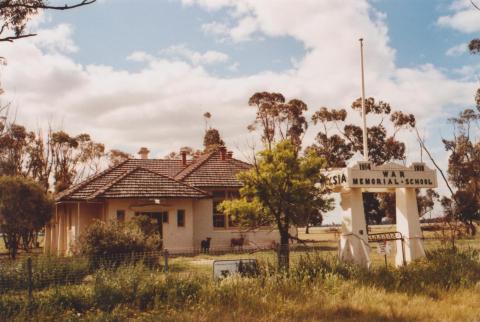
163,249,169,273
27,257,33,303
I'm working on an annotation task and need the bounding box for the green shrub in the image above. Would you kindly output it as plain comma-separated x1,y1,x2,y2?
293,247,480,294
92,264,202,311
40,285,93,313
78,219,161,269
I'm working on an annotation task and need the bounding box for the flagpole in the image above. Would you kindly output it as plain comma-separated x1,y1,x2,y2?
359,38,368,161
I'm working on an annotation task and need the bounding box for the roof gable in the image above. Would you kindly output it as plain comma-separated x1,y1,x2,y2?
175,150,251,188
90,167,209,199
57,158,188,201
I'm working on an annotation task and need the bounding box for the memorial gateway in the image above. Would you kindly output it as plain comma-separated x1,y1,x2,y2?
323,161,437,267
322,39,438,267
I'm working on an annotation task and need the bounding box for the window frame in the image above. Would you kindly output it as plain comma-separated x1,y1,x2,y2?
177,209,185,227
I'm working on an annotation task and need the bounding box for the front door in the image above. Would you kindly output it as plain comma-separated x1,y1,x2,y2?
135,211,168,240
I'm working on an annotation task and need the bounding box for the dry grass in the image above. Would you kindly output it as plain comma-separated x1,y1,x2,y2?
2,226,480,321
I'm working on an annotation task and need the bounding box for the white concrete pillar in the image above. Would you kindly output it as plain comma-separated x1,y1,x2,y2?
395,188,425,266
339,188,370,268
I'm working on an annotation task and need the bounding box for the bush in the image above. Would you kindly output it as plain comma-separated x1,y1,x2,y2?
92,264,201,311
78,219,161,269
0,264,203,320
0,176,53,259
292,247,480,294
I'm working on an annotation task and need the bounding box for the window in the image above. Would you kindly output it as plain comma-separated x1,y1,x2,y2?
177,210,185,227
213,214,226,228
212,190,242,229
116,210,125,222
227,191,240,199
213,200,225,228
212,190,226,198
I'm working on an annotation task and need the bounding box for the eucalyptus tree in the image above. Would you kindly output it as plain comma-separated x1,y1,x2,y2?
220,92,332,269
309,98,414,223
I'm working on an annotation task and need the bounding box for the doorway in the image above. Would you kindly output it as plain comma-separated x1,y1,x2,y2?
135,211,168,240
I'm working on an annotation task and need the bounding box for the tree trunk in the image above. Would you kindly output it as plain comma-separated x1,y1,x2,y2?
277,230,290,271
305,224,310,234
3,233,19,259
467,220,476,236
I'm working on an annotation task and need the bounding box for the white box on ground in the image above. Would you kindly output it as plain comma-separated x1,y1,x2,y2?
213,259,257,279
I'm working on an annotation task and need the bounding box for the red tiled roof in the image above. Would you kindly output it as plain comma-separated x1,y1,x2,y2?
56,149,251,202
56,158,189,201
175,151,251,188
90,167,209,199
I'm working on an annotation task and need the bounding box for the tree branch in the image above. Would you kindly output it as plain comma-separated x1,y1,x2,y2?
471,0,480,11
413,126,457,203
0,0,96,11
0,33,37,42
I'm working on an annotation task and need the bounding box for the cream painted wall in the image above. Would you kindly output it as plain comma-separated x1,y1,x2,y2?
105,198,195,251
192,199,283,250
50,197,291,255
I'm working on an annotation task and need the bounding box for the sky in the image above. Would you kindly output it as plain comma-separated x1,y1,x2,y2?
1,0,480,222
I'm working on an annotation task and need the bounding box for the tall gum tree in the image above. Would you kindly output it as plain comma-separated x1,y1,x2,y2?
310,98,418,224
441,109,480,235
220,92,332,269
219,140,333,269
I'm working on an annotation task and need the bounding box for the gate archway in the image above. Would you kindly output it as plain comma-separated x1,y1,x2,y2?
325,160,437,267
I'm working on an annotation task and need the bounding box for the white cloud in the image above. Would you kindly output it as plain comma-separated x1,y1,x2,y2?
127,51,155,62
32,24,78,53
160,45,229,65
438,0,480,33
201,21,230,41
446,43,467,56
227,62,239,72
1,0,477,210
229,15,258,42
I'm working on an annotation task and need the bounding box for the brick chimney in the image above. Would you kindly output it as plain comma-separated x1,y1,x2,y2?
138,147,150,160
227,151,233,159
180,148,188,166
220,146,227,161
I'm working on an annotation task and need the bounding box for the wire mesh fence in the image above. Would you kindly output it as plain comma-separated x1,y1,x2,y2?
0,244,334,294
0,232,474,297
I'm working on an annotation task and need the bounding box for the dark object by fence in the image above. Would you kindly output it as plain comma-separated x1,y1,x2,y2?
201,237,211,253
230,236,245,250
